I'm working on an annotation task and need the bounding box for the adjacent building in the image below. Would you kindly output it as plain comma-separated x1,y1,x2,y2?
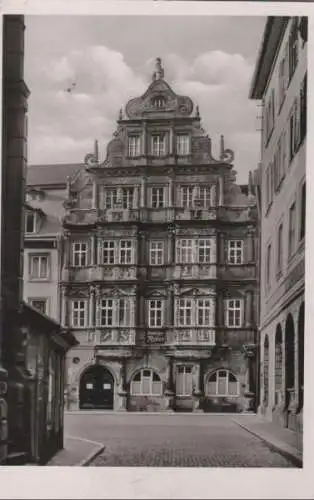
250,17,307,431
62,58,259,413
0,15,78,466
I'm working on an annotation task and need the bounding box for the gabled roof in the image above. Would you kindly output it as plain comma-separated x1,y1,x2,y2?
26,163,83,187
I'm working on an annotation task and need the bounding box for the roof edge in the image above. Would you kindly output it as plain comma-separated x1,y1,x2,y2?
249,16,290,99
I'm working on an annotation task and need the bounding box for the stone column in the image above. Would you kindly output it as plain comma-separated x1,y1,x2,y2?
193,363,203,412
168,178,173,207
165,356,175,410
219,233,225,265
118,359,127,411
92,180,98,209
169,126,174,156
61,286,67,327
89,287,95,328
140,178,146,208
245,290,253,328
218,177,224,206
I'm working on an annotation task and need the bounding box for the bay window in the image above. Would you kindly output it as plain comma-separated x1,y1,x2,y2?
228,240,244,265
180,185,212,208
128,136,141,157
176,238,213,264
176,298,214,327
100,298,131,327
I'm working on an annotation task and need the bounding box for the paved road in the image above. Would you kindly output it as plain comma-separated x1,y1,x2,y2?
64,412,295,467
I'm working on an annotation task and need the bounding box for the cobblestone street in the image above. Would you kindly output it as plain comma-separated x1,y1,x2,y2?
64,413,296,468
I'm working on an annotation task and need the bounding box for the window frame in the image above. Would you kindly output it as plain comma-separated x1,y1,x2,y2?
266,243,272,289
71,299,88,328
29,298,48,315
225,299,243,328
288,201,296,258
29,253,50,281
207,369,239,397
25,211,37,234
72,241,88,267
130,368,162,396
149,240,164,266
176,238,213,265
128,135,141,157
227,240,244,265
151,186,165,208
148,299,164,328
176,134,190,156
151,134,166,157
277,224,283,275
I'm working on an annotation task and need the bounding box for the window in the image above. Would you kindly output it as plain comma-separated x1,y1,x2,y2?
288,202,296,257
148,300,163,328
300,182,306,240
176,366,193,396
131,369,162,395
149,241,164,266
198,239,211,264
71,300,88,328
225,299,243,328
198,186,211,208
264,89,275,145
152,96,166,109
176,238,213,264
228,240,243,265
300,73,307,144
207,370,239,396
277,224,283,274
151,135,165,156
100,240,134,265
29,298,47,315
72,241,88,267
119,240,133,264
128,136,141,157
180,186,194,208
289,98,300,162
178,299,193,326
278,50,288,111
176,134,190,155
196,299,211,326
151,187,165,208
29,254,49,280
100,299,114,326
266,243,272,288
180,185,212,209
25,212,36,233
102,240,115,265
289,18,299,82
104,188,118,209
121,187,134,209
100,298,130,327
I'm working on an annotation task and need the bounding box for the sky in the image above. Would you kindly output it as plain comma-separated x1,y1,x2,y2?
24,15,266,184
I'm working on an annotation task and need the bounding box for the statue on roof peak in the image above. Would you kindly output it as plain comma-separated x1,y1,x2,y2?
152,57,164,81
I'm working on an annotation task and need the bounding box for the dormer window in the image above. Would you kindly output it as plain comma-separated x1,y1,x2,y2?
152,96,166,109
151,135,166,157
25,212,37,233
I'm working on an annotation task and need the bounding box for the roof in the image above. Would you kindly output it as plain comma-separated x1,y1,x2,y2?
249,16,290,99
26,163,83,187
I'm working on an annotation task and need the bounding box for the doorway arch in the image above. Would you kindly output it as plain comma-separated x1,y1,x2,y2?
79,365,114,410
263,335,269,406
285,313,295,410
298,302,305,411
275,324,283,405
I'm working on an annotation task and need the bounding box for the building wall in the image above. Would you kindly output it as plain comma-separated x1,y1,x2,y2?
251,17,306,431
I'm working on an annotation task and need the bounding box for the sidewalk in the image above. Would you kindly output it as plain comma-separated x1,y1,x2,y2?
46,435,105,466
232,415,303,467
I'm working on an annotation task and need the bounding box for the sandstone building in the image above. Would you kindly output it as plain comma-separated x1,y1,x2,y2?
61,59,259,413
250,17,306,431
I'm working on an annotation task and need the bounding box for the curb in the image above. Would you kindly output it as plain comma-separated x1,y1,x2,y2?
233,419,303,468
76,444,106,467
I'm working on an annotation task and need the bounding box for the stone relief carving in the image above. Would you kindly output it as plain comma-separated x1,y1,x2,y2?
100,330,112,343
117,330,131,344
67,287,90,298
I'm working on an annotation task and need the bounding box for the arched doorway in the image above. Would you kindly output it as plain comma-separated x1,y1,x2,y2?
275,324,283,406
298,302,304,411
79,365,114,410
263,335,269,406
285,314,295,411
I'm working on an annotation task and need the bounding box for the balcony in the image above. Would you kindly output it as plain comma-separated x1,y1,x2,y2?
174,264,216,280
63,209,98,226
96,328,136,345
175,208,216,221
217,328,256,348
168,328,216,346
98,209,140,223
217,265,256,281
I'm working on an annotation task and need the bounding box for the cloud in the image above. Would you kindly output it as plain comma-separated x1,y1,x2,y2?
27,45,259,183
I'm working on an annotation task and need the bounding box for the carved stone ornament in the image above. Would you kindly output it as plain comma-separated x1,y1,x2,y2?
100,330,112,343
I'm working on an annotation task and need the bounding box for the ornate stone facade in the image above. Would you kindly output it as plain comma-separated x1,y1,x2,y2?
63,59,258,413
